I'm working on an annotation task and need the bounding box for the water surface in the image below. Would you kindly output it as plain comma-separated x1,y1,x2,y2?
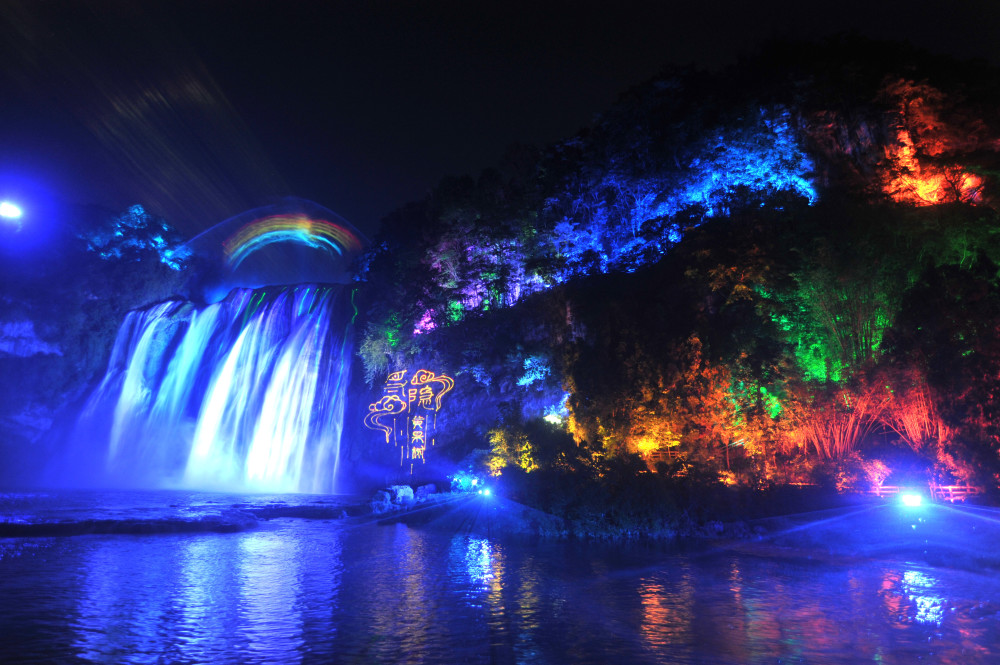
1,490,998,664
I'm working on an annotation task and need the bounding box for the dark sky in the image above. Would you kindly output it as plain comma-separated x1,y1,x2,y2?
1,0,998,238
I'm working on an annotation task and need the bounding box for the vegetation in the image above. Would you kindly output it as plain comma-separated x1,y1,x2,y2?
355,38,1000,527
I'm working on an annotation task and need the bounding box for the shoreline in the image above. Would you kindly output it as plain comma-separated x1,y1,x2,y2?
2,485,998,577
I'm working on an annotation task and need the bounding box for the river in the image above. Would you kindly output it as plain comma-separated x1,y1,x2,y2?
0,490,998,664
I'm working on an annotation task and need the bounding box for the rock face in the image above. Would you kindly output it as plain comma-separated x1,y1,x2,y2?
0,205,189,487
0,320,62,358
0,291,109,485
0,317,64,477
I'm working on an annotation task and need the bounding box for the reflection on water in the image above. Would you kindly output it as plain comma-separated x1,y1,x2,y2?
638,564,694,657
1,493,1000,664
178,537,244,660
901,569,945,625
454,537,495,589
63,529,339,664
73,536,179,662
236,532,304,661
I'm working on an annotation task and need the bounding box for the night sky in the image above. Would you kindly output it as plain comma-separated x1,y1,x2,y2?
0,0,997,238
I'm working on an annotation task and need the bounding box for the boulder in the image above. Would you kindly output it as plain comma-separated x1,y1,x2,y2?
389,485,414,504
370,490,392,514
415,484,437,501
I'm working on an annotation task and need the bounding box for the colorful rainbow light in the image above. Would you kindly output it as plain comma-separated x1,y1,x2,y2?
223,214,363,269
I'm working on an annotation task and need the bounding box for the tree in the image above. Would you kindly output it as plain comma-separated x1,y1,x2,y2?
885,256,1000,486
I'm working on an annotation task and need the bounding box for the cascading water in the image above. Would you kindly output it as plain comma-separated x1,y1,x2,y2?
77,284,352,493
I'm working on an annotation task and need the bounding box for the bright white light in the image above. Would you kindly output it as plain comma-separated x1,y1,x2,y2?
0,201,23,220
901,492,923,507
902,569,944,625
483,488,491,496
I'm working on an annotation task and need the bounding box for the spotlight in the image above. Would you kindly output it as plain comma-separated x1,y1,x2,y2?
0,200,23,221
900,492,923,508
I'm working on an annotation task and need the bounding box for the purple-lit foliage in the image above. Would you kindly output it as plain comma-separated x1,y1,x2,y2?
405,107,817,337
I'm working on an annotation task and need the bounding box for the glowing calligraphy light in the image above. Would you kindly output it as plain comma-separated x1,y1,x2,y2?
223,214,364,269
409,369,454,411
363,395,408,442
364,369,455,472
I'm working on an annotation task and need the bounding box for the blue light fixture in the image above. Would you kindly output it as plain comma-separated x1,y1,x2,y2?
0,200,23,220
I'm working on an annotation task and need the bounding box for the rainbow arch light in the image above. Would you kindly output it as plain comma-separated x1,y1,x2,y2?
223,214,364,269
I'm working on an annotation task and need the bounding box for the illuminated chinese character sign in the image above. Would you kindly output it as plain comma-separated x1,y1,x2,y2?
364,369,454,472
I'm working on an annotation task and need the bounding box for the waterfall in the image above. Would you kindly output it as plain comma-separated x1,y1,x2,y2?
78,285,352,493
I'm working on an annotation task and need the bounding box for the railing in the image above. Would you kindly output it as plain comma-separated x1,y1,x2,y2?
872,484,981,502
647,449,679,464
930,484,981,503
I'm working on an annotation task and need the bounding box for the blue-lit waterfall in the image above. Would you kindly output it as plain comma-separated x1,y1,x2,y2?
78,285,352,493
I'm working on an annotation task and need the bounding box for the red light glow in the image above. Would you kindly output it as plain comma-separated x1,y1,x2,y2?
883,130,983,206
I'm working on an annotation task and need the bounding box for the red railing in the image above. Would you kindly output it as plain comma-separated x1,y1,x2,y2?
930,484,981,503
647,449,680,463
872,483,981,502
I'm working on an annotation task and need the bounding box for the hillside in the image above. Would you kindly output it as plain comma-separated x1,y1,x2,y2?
353,38,1000,520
